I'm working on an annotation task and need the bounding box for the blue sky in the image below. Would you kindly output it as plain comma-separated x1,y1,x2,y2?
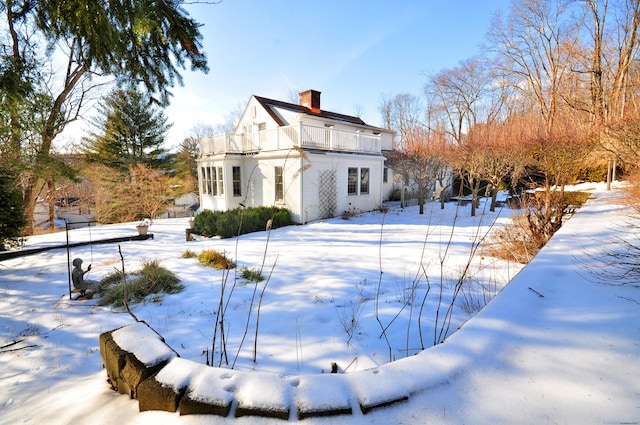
161,1,511,147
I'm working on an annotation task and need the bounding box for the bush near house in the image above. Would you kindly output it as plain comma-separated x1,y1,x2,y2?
193,206,291,238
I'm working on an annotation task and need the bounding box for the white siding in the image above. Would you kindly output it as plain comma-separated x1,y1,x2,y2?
237,97,281,132
234,150,305,222
300,153,385,223
269,106,302,126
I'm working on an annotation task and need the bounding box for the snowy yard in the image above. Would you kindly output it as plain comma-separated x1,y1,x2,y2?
1,183,639,424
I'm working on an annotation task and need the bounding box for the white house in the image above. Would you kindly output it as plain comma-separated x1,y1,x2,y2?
197,90,396,224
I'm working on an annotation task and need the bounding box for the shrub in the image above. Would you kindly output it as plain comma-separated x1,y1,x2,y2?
214,212,241,238
239,267,264,283
487,190,590,263
192,206,291,238
539,190,591,206
341,204,360,220
622,168,640,213
192,210,220,237
485,212,545,264
270,207,292,228
181,249,197,258
574,164,608,182
198,249,236,269
98,260,183,307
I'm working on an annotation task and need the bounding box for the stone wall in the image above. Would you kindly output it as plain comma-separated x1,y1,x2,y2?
99,322,412,420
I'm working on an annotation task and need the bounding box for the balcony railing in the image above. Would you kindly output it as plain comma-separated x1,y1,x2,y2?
200,123,382,155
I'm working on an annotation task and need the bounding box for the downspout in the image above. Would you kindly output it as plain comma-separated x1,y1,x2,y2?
379,157,384,209
300,151,305,224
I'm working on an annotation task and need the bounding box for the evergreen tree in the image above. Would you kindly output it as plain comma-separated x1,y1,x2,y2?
173,141,199,193
1,0,208,234
83,88,172,173
0,166,26,250
172,123,210,193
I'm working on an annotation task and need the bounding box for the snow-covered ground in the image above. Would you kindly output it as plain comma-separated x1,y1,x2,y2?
1,182,638,424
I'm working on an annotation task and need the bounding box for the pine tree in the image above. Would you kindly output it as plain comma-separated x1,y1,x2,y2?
83,88,172,173
0,166,26,250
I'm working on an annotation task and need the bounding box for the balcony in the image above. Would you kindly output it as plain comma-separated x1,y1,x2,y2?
200,123,382,156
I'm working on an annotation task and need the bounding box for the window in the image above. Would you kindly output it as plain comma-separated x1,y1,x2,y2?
348,167,371,195
216,166,224,196
383,161,388,183
275,166,284,202
201,167,211,195
347,167,358,195
232,166,241,197
211,167,218,196
360,167,369,194
201,166,224,196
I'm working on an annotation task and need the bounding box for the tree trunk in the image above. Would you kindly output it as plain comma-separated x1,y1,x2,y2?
21,182,35,235
19,64,87,235
47,180,56,231
490,187,499,212
470,194,477,217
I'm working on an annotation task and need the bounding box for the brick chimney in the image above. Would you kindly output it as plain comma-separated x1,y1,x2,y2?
299,89,321,113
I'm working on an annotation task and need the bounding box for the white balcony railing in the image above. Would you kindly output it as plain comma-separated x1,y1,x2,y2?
200,124,382,156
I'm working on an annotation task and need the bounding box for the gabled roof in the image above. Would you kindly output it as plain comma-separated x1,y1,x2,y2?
253,95,368,127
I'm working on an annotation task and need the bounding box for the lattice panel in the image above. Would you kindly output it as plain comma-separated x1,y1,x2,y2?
318,170,337,219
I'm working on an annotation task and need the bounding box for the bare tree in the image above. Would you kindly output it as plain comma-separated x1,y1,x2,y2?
573,0,640,185
425,58,506,216
601,0,640,121
378,93,424,149
387,127,448,214
425,58,497,144
214,102,245,135
487,0,578,133
449,138,485,217
603,115,640,169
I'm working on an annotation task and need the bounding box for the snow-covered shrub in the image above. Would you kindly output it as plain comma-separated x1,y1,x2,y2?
98,260,183,307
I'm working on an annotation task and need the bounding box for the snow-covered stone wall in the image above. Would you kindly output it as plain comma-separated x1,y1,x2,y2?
99,321,416,420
